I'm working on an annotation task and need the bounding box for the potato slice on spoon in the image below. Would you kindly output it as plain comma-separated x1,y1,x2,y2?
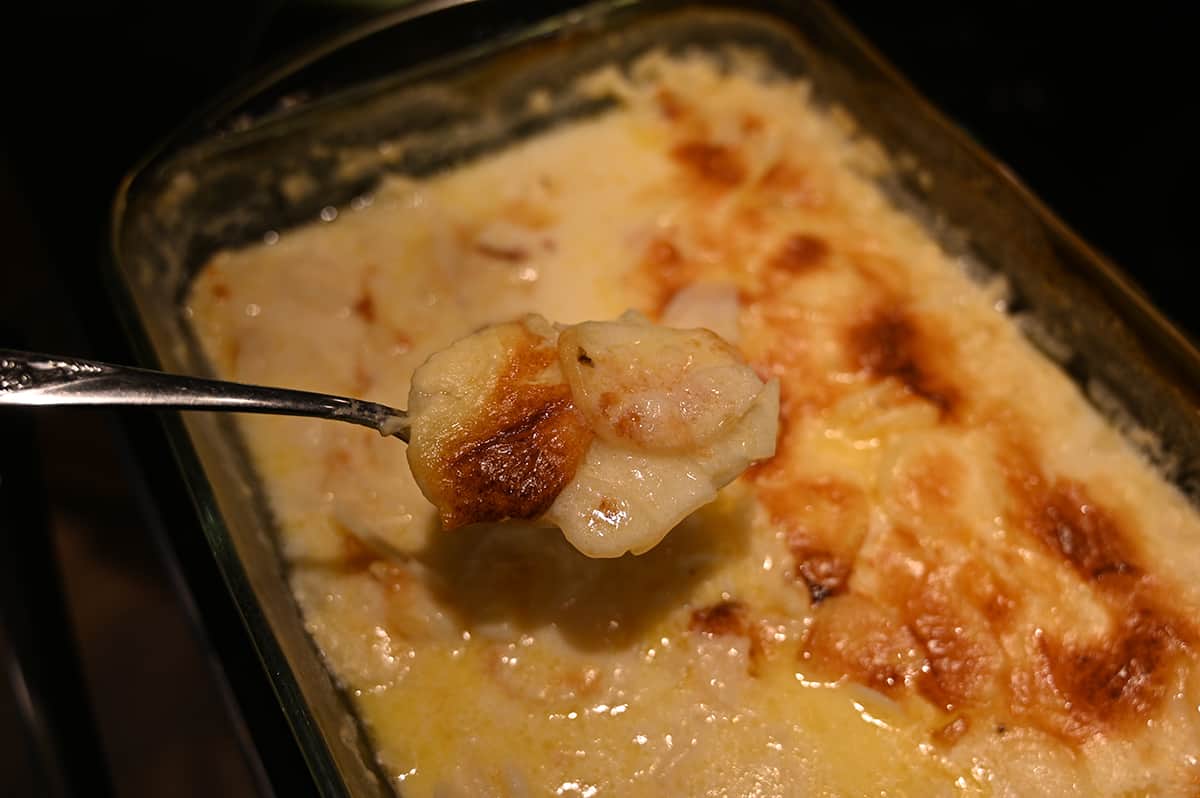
406,311,780,557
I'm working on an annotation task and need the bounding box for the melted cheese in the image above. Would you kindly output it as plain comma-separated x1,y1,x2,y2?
188,52,1200,797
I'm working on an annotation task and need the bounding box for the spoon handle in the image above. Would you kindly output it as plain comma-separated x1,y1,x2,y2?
0,348,409,441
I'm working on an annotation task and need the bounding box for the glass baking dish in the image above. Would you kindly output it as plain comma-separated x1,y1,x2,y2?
108,1,1200,795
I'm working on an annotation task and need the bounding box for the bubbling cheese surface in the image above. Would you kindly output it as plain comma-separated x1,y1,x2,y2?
189,53,1200,797
405,311,779,557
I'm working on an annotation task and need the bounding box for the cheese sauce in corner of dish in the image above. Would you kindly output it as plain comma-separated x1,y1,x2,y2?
188,51,1200,797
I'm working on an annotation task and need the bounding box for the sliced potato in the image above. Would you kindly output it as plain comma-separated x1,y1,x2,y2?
406,312,779,556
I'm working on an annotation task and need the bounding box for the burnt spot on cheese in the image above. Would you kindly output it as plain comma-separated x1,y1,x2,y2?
993,434,1197,740
439,387,590,529
1000,441,1141,585
475,241,530,262
767,233,829,276
352,292,376,323
805,580,1006,712
210,281,231,300
671,140,746,186
1084,609,1184,722
756,477,868,603
1046,609,1182,728
690,600,748,637
846,307,959,417
792,549,851,604
1016,604,1189,742
1033,480,1138,581
434,328,593,529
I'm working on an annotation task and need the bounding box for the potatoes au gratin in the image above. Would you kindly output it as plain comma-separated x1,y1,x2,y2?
189,52,1200,796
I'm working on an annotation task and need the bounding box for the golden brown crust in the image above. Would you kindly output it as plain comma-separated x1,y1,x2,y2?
1027,479,1137,581
999,442,1194,740
1034,607,1185,736
439,388,588,528
845,306,960,417
767,233,829,276
352,292,376,323
671,140,746,186
758,478,868,604
689,600,749,638
432,327,593,529
802,593,924,696
640,99,1199,744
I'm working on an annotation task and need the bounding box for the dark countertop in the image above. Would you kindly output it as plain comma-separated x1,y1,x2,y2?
1,3,1195,797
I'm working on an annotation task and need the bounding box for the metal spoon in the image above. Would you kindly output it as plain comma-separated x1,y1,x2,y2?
0,349,410,441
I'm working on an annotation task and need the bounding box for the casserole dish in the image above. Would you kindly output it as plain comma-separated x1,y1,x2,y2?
109,1,1200,795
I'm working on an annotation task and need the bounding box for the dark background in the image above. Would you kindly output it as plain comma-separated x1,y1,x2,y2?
1,2,1195,796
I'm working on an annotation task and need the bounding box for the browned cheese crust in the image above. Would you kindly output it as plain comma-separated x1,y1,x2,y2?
642,87,1196,748
427,326,593,529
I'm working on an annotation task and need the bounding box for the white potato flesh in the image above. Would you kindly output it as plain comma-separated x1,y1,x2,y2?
406,312,780,557
543,379,779,557
659,281,742,345
557,311,765,452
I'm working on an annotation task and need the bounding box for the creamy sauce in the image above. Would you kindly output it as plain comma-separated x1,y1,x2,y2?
189,53,1200,796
